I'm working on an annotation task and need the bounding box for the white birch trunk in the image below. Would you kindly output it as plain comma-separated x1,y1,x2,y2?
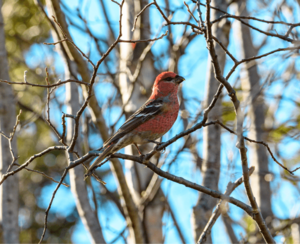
65,66,106,244
192,0,229,242
0,0,19,242
119,0,162,242
46,1,106,242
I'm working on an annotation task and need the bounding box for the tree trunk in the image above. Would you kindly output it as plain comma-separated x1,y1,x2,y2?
0,0,19,242
45,1,106,243
45,0,144,241
65,67,106,244
119,0,163,242
192,1,229,242
234,1,273,220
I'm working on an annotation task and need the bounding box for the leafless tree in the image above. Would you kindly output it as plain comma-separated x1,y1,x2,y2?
0,0,300,243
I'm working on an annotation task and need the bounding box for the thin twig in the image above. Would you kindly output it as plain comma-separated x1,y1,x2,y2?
14,163,69,187
6,110,22,172
184,1,198,22
212,35,238,63
0,146,66,185
39,169,69,243
212,13,300,27
132,2,154,32
44,38,68,45
61,113,66,144
0,78,90,88
153,0,201,31
238,137,275,243
166,197,188,243
119,30,168,43
52,16,96,68
205,120,299,175
203,0,275,242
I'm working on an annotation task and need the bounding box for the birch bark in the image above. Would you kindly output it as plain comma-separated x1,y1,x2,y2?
119,0,163,242
0,0,19,242
45,1,106,242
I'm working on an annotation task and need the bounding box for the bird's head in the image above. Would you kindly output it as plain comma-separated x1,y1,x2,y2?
152,71,185,97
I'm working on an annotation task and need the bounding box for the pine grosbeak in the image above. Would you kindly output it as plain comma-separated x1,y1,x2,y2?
85,71,185,177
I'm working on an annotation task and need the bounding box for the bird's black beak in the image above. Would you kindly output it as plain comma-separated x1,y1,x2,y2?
175,75,185,84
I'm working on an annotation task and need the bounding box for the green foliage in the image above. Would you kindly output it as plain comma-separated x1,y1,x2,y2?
222,101,236,124
3,0,49,81
270,124,293,142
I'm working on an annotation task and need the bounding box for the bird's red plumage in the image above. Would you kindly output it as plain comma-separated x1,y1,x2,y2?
85,71,185,177
134,86,179,134
153,71,177,86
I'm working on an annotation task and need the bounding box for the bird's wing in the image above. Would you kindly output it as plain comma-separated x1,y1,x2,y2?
103,98,165,146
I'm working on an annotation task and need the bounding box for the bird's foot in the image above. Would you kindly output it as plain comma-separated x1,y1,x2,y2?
134,143,145,156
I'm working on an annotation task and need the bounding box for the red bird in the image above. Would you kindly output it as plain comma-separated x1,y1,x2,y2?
85,71,185,177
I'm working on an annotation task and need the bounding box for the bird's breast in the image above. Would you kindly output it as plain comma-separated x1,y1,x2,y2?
133,98,179,136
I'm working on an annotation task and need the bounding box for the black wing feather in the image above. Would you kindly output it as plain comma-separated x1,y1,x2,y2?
103,99,164,146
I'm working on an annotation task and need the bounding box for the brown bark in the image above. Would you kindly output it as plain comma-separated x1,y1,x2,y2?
203,0,274,241
235,1,273,219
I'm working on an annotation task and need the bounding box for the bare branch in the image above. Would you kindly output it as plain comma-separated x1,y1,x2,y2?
0,130,9,140
39,168,69,243
205,120,298,174
44,38,68,45
184,1,198,22
212,13,299,27
203,1,275,242
0,146,66,185
0,77,90,88
119,30,168,43
238,138,275,243
15,163,69,187
132,2,155,32
51,16,96,68
6,110,22,172
194,0,296,42
285,23,300,37
212,35,238,63
153,0,202,31
197,167,255,243
110,152,254,216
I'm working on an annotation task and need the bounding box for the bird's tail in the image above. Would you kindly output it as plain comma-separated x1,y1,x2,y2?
84,143,114,179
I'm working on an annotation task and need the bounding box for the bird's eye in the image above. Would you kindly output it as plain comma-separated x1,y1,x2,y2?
164,77,173,81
